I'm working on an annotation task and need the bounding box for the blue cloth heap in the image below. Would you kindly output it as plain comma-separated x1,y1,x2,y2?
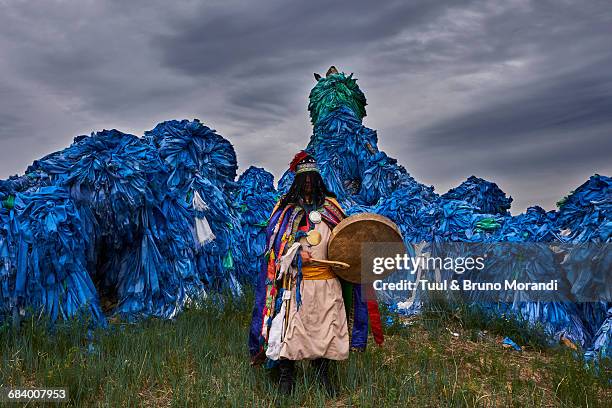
144,120,246,296
442,176,513,215
585,305,611,362
233,166,278,285
554,175,611,358
0,119,274,325
555,174,611,243
0,186,104,325
284,70,611,360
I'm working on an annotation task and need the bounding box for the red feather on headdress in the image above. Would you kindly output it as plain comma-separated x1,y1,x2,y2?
289,150,310,172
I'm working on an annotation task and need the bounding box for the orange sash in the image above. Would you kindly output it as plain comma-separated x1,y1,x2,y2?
302,264,336,280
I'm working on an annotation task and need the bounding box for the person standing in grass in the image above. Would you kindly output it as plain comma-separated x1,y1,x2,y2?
248,151,353,396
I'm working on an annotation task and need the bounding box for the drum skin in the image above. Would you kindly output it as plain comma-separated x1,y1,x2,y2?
327,212,404,283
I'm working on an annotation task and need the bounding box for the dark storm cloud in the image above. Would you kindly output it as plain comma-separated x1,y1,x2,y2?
155,0,465,77
0,0,610,212
418,56,612,147
393,31,612,210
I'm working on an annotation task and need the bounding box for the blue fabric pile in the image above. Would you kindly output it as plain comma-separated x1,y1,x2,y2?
441,176,513,215
296,71,611,360
554,175,612,357
144,120,246,296
0,119,271,325
495,206,559,242
374,183,438,243
585,305,611,362
0,186,104,325
233,166,278,285
555,174,611,243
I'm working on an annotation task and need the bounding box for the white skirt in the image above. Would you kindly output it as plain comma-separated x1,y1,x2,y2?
279,278,349,361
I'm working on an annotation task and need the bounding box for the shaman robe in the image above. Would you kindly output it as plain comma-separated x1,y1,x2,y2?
248,197,383,363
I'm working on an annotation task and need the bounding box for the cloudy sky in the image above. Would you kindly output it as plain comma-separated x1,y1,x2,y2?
0,0,610,213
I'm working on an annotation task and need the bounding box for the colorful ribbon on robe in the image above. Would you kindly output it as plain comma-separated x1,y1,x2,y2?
295,251,303,310
292,230,307,310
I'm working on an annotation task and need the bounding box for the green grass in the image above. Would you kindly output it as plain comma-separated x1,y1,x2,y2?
416,297,552,351
1,295,610,407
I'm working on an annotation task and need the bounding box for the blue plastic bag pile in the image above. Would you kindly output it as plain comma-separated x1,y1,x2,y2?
0,70,609,361
442,175,513,215
278,71,610,359
233,166,278,284
0,120,276,326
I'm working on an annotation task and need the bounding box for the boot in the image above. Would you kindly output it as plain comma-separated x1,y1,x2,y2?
312,358,336,397
278,359,295,396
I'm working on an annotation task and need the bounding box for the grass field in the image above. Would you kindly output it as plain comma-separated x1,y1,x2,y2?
1,296,610,407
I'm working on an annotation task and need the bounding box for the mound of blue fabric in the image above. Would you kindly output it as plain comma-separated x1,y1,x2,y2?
299,70,612,358
374,182,438,243
556,174,611,243
0,119,252,325
303,98,439,217
144,119,238,190
306,106,379,204
37,127,205,320
442,176,513,215
586,306,611,360
495,206,558,242
553,175,611,354
359,151,415,205
234,167,277,284
0,186,105,325
455,206,599,346
143,120,245,296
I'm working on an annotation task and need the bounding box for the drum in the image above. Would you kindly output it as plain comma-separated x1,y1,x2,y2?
327,212,404,283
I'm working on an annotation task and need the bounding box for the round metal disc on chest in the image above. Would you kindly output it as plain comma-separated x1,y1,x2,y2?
306,230,322,246
308,210,322,224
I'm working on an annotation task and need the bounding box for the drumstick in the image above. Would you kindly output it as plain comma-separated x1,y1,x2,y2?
309,258,350,269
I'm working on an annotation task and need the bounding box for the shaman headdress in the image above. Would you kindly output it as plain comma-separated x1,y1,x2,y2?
289,151,319,175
